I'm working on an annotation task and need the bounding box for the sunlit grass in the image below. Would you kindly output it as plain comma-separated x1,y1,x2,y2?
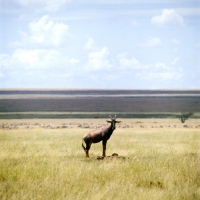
0,122,199,200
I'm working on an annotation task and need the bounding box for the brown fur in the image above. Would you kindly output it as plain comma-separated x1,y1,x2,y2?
82,115,120,157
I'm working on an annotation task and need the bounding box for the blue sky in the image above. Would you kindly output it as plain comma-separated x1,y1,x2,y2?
0,0,199,89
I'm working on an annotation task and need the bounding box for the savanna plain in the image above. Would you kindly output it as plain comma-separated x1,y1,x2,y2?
0,118,199,200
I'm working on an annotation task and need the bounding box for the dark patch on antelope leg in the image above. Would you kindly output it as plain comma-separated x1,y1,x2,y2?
102,140,107,157
85,144,91,158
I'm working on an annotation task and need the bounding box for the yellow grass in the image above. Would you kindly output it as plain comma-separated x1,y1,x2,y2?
0,119,200,200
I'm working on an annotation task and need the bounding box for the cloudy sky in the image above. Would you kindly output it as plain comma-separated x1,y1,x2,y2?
0,0,199,89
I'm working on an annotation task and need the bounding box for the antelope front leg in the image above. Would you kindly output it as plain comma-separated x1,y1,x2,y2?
102,140,107,157
85,150,89,158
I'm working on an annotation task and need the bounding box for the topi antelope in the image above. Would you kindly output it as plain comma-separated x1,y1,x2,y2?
82,115,121,157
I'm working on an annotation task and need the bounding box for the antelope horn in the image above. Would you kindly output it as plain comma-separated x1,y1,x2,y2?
109,115,117,120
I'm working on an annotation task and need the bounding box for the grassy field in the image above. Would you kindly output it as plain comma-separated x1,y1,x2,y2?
0,119,200,200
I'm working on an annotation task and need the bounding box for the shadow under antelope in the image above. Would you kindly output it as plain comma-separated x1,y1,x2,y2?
82,115,121,157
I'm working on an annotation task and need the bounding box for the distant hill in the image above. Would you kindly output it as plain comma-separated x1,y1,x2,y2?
0,89,199,118
0,89,200,96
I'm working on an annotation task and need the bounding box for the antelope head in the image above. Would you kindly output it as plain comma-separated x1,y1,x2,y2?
107,115,121,130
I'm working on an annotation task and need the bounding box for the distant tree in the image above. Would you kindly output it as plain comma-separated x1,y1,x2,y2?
179,112,194,123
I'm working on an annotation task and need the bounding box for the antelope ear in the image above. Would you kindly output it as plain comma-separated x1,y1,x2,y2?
116,121,121,123
106,120,112,123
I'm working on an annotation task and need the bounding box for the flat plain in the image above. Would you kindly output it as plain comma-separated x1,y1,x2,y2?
0,118,200,200
0,89,200,118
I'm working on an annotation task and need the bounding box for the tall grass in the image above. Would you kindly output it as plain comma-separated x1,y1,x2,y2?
0,124,199,200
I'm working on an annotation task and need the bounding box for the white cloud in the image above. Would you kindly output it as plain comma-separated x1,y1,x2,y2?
0,49,73,70
146,72,182,80
1,1,198,88
118,53,141,69
0,54,11,69
138,37,162,47
85,38,94,50
137,70,183,82
147,37,162,47
13,49,39,65
151,9,185,27
16,15,70,48
29,15,69,46
85,47,112,70
13,49,62,69
69,58,79,64
136,60,184,82
155,62,168,69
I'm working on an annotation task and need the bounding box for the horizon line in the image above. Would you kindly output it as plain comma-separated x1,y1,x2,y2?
0,88,200,91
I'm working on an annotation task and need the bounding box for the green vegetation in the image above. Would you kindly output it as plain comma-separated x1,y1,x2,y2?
179,112,194,123
0,122,199,200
